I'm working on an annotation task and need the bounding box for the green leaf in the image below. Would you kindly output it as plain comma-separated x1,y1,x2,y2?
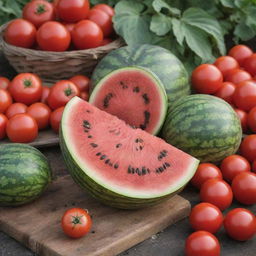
152,0,181,16
114,0,145,14
171,18,185,45
234,22,256,41
150,13,172,36
219,0,236,8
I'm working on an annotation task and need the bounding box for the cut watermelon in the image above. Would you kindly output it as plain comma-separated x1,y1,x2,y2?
89,66,167,135
60,97,199,209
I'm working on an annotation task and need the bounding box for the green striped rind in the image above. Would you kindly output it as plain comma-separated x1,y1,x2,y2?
90,44,190,107
0,144,52,206
161,95,242,163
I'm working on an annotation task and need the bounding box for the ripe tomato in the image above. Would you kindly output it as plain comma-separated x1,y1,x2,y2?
224,208,256,241
191,64,223,94
41,86,50,104
57,0,90,23
69,75,90,92
50,106,64,133
240,135,256,162
88,9,113,37
185,231,220,256
9,73,42,105
220,155,251,183
22,0,55,28
72,20,103,49
225,68,252,84
93,4,115,17
27,102,51,130
5,103,27,119
248,106,256,132
190,163,222,189
234,108,248,133
6,113,38,143
4,19,36,48
61,208,92,238
100,38,113,46
214,82,236,104
214,56,239,78
231,172,256,205
243,53,256,77
0,89,12,113
0,114,8,139
200,179,233,211
0,77,10,90
252,160,256,173
228,45,253,66
80,91,89,101
47,80,79,110
37,21,71,51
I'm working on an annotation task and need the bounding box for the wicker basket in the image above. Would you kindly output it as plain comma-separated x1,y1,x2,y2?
0,22,124,84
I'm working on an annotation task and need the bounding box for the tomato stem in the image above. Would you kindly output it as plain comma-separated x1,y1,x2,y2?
23,79,32,88
65,86,73,96
35,4,47,14
71,215,82,225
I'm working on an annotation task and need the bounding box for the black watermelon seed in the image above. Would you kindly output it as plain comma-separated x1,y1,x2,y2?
133,86,140,93
137,170,142,176
163,150,168,154
100,155,106,160
165,162,170,167
142,93,150,104
155,169,159,173
103,93,113,108
139,146,143,150
86,110,91,113
109,163,113,167
116,143,122,148
158,155,162,161
88,135,92,138
83,120,91,129
128,166,132,173
105,159,110,164
147,168,150,173
144,111,150,123
84,130,89,133
142,167,146,175
159,167,164,172
135,168,139,173
90,143,98,148
114,163,119,169
96,152,101,156
132,168,135,174
163,164,166,169
140,124,146,130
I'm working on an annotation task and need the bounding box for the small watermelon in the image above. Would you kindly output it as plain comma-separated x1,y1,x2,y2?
0,144,52,206
90,44,190,107
161,94,242,163
89,66,168,135
60,97,199,209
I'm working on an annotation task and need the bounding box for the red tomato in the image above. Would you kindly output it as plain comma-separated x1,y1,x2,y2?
6,113,38,143
93,4,115,17
220,155,251,183
0,114,8,139
0,89,12,113
5,103,27,119
72,20,103,49
252,160,256,173
248,106,256,132
22,0,55,28
189,203,223,234
41,86,50,104
100,38,113,46
228,45,253,66
191,64,223,94
57,0,90,23
243,53,256,77
225,68,252,84
88,9,113,37
47,80,79,110
214,56,239,78
50,106,64,133
231,172,256,205
64,23,75,33
37,21,71,51
224,208,256,241
214,82,236,104
185,231,220,256
240,135,256,162
4,19,36,48
200,179,233,211
234,108,248,133
69,75,90,92
80,91,89,101
9,73,42,105
190,163,222,189
0,77,10,90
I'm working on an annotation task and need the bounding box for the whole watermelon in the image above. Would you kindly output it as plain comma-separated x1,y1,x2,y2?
161,94,242,163
91,44,190,107
0,144,52,206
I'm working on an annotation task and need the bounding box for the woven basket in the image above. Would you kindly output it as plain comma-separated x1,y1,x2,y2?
0,22,124,84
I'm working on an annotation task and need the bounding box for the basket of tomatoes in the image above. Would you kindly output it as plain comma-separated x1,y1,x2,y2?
0,0,124,84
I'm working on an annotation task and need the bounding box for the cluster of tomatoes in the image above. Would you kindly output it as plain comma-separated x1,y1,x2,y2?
4,0,114,51
0,73,89,143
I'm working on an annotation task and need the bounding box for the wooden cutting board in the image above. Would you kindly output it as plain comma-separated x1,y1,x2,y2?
0,175,190,256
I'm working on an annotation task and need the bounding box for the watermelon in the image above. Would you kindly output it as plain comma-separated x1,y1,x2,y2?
90,44,190,107
89,66,167,135
60,97,199,209
161,94,242,163
0,144,52,206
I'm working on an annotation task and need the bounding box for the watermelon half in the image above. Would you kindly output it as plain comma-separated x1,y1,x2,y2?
60,97,199,209
89,66,168,135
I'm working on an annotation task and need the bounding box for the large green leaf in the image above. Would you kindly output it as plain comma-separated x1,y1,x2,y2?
150,13,172,36
171,18,185,45
152,0,181,16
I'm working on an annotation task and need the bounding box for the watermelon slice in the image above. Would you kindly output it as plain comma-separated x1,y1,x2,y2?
60,97,199,209
89,66,168,135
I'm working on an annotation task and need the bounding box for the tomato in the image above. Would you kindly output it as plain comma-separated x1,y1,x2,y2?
225,68,252,84
240,135,256,162
233,80,256,111
9,73,42,105
231,172,256,205
248,106,256,132
243,53,256,77
0,89,12,113
93,4,115,17
234,108,248,133
6,113,38,143
4,19,36,48
72,20,103,50
224,208,256,241
22,0,55,28
214,82,236,104
100,38,113,46
252,160,256,173
88,9,113,37
69,75,90,92
64,23,75,33
61,208,92,238
220,155,251,183
47,80,79,110
0,77,10,90
57,0,90,23
80,91,89,101
200,179,233,211
0,114,8,139
5,103,27,119
185,231,220,256
50,106,64,133
41,86,50,104
228,45,253,66
191,64,223,94
190,163,222,189
214,56,239,78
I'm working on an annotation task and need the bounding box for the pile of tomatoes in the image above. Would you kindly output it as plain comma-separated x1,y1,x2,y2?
4,0,115,51
0,73,89,143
